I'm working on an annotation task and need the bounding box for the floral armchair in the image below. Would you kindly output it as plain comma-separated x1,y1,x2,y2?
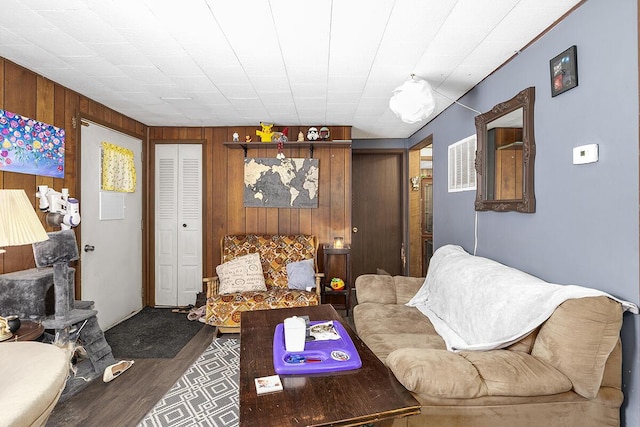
202,234,323,333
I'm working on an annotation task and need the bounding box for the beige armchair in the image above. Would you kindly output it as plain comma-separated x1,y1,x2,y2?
0,341,70,427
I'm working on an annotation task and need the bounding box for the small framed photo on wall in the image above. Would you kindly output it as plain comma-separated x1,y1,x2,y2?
550,45,578,97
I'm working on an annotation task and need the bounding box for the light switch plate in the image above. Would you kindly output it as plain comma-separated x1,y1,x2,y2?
573,144,598,164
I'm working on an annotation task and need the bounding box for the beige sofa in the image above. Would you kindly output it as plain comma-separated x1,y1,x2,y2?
353,245,635,427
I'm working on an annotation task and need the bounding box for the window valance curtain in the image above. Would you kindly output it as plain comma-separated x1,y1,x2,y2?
101,141,136,192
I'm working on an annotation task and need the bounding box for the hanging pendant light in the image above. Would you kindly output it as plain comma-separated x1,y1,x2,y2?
389,75,436,124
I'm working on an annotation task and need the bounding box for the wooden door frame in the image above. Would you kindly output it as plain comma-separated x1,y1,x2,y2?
408,135,433,277
352,149,407,275
148,139,206,306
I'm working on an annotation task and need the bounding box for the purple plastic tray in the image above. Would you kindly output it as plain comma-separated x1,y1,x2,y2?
273,320,362,374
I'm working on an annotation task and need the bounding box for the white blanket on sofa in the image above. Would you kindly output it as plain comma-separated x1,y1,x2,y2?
407,245,638,351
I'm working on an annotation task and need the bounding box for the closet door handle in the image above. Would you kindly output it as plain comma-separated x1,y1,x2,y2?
84,244,95,252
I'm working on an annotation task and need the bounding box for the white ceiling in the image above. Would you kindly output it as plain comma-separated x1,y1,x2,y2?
0,0,581,139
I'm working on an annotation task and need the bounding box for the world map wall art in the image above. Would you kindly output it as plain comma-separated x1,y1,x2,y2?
244,157,319,208
0,109,65,178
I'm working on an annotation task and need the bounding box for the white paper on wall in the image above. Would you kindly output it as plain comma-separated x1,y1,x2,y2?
99,191,125,220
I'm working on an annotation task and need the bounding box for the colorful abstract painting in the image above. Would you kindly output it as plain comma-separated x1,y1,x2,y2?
0,109,65,178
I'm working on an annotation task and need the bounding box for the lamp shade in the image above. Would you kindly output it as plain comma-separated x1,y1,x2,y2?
389,77,436,124
0,189,49,250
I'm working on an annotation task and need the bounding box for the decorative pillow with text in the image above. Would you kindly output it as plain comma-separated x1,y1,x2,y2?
216,253,267,294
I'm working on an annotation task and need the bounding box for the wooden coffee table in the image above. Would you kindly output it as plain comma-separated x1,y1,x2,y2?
239,304,420,426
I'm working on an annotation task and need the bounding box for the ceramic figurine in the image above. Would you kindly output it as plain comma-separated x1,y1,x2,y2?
232,132,239,142
245,135,252,143
297,131,304,142
307,127,319,141
271,132,284,142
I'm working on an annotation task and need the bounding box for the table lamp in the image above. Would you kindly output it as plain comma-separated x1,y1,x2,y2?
0,189,49,254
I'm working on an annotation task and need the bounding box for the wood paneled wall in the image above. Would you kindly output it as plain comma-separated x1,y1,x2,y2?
0,57,352,307
0,59,147,275
149,126,352,292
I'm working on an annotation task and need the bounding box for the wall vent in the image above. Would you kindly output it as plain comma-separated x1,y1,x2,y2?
448,135,477,192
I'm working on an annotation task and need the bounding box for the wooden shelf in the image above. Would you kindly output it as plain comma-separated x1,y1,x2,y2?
322,245,352,316
223,141,351,148
224,140,351,157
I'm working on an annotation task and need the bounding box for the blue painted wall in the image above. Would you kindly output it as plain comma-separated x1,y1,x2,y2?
406,0,640,424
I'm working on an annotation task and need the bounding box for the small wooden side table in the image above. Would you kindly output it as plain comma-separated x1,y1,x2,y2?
321,245,352,316
5,320,44,342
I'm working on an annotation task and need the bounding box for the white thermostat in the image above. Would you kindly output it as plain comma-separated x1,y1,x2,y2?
573,144,599,165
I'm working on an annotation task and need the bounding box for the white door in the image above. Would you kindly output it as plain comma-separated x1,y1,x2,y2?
80,121,143,330
155,144,202,307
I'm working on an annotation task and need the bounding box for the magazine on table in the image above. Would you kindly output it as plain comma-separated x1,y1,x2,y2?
255,374,283,394
309,321,341,341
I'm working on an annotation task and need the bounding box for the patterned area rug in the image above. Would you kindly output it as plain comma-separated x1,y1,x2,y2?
138,338,240,427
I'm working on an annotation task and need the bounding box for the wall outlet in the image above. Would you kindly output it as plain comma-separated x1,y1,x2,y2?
573,144,598,165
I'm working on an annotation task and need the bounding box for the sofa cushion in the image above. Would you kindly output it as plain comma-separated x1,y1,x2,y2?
386,348,486,398
531,296,623,399
353,303,438,339
394,275,426,305
362,333,446,362
355,274,396,304
386,348,572,399
286,258,315,290
460,350,572,396
204,288,319,327
216,253,267,294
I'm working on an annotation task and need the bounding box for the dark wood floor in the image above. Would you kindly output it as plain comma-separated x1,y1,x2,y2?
47,325,219,427
47,308,354,427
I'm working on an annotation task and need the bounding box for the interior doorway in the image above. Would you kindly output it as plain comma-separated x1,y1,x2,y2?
153,143,203,307
351,151,404,280
80,120,143,330
409,135,433,277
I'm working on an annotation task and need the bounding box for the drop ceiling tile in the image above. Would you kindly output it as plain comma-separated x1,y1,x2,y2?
265,104,299,116
218,84,259,99
201,66,251,85
290,84,328,98
326,102,358,115
0,0,583,138
250,76,291,92
148,56,204,77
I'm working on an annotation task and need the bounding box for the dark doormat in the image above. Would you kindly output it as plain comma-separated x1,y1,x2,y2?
104,306,204,359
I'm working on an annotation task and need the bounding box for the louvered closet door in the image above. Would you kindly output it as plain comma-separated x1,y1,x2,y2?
155,144,202,306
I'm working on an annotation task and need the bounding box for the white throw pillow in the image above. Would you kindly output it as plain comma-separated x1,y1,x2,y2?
216,253,267,294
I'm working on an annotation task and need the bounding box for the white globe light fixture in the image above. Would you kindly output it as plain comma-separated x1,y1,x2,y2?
389,75,436,124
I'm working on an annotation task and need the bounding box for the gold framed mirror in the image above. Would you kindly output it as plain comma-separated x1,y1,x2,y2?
474,87,535,213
